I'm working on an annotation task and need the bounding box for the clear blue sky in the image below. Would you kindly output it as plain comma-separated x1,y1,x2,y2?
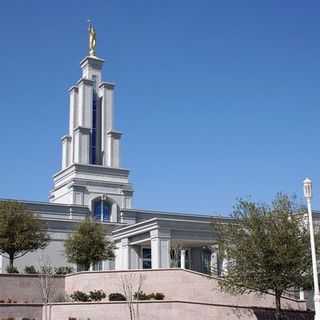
1,1,320,215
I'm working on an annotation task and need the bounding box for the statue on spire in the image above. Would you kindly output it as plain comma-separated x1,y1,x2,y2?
88,20,97,56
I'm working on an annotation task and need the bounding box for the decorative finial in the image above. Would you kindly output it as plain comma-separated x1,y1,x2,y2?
88,19,97,56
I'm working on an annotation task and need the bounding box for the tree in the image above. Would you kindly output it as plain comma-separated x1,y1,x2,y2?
64,218,114,270
120,273,145,320
213,193,315,320
38,256,56,320
0,200,49,269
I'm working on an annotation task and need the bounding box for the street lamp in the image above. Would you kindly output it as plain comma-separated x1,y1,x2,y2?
303,177,320,319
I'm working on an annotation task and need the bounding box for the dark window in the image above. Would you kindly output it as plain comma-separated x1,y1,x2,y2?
90,75,98,164
93,198,111,222
142,248,152,269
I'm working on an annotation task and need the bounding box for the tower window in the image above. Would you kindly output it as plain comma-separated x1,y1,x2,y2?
93,198,111,222
91,75,98,164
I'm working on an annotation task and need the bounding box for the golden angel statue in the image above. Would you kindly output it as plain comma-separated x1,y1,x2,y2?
88,21,96,56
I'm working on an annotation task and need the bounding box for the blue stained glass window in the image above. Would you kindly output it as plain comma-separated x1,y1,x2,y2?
91,75,98,164
93,199,102,220
93,198,111,222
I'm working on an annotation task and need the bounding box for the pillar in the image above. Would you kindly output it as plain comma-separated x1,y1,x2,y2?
115,243,122,270
68,86,78,165
180,249,186,269
61,135,71,169
299,289,305,301
77,78,93,128
100,82,115,166
73,127,91,164
210,244,219,275
106,131,122,168
151,229,170,269
121,238,129,270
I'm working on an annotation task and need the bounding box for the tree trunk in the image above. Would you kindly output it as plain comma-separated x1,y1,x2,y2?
275,289,282,320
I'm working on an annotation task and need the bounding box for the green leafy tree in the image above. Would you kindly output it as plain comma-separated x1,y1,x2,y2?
213,193,315,319
64,218,115,270
0,201,49,268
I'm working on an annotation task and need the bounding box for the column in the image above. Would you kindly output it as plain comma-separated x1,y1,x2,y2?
210,244,219,275
106,131,122,168
121,238,129,270
151,231,160,269
61,135,71,169
180,249,186,269
151,229,171,269
100,82,114,166
68,86,78,164
299,289,305,301
221,250,228,276
77,78,93,128
73,127,91,164
122,190,133,209
115,243,122,270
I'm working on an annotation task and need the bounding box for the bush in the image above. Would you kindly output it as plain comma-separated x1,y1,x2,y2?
152,292,165,300
109,293,127,301
89,290,106,301
133,290,151,300
70,291,90,302
54,266,74,275
70,290,106,302
24,265,38,274
6,265,19,274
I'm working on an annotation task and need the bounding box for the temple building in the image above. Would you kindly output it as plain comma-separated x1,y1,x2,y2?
0,26,229,274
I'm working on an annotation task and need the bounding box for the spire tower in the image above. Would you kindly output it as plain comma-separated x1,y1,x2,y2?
49,27,133,216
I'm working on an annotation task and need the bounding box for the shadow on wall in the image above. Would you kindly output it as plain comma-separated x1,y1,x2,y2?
251,308,314,320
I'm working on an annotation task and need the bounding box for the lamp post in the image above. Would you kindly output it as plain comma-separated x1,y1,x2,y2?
303,177,320,319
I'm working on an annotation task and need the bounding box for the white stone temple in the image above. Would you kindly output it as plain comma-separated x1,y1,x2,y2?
0,26,230,274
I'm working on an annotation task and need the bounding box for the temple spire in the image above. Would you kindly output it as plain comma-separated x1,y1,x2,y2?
88,20,97,56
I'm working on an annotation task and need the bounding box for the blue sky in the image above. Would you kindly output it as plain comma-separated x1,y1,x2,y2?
0,1,320,215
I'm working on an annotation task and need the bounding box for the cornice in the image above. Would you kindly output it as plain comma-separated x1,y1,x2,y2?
99,81,115,89
53,163,130,180
107,130,122,139
61,135,71,142
80,55,105,67
76,78,94,87
68,85,79,93
73,126,91,134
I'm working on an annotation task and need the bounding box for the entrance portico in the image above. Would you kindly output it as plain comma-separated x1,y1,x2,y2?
112,217,221,274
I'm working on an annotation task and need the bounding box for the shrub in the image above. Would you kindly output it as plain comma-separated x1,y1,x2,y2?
6,265,19,273
133,290,150,300
54,266,74,275
89,290,106,301
109,293,126,301
70,291,90,302
152,292,165,300
24,265,38,274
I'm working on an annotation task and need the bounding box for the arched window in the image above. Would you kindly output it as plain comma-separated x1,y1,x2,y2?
93,198,112,222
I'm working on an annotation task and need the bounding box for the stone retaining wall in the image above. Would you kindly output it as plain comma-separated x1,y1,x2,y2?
65,268,306,310
0,304,42,319
0,274,65,303
46,301,313,320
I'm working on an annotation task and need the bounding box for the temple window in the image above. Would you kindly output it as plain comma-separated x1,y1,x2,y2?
93,197,111,222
